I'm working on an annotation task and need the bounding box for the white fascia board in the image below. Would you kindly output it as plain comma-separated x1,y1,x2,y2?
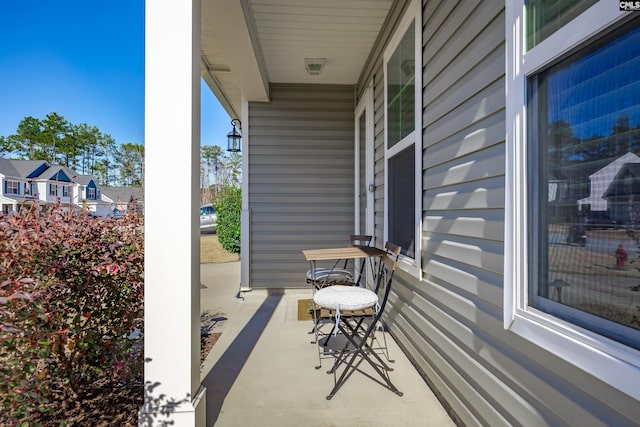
203,0,269,102
201,62,240,120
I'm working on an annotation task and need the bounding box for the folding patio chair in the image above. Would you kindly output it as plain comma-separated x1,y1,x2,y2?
314,242,403,399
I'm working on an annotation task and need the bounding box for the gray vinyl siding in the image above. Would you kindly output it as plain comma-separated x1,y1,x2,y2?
248,84,355,288
360,1,640,426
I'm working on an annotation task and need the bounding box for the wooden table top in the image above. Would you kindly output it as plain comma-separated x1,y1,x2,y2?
302,246,386,261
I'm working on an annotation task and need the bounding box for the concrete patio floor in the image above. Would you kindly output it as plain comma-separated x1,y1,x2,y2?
200,261,456,427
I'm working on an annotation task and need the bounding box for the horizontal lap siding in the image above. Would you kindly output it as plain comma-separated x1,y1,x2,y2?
374,1,640,426
248,84,355,288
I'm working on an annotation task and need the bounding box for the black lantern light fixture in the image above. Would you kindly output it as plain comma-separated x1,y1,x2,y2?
227,119,242,152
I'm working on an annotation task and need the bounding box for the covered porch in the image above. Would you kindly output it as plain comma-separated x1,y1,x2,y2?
198,261,456,426
144,1,640,425
144,1,411,423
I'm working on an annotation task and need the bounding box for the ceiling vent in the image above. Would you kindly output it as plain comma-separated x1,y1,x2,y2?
304,58,326,76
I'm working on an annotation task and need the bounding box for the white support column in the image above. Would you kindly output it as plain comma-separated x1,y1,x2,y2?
142,1,205,426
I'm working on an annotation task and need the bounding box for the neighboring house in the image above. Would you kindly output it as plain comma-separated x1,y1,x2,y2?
547,173,576,222
578,151,640,214
145,2,640,425
101,186,144,214
0,158,110,216
604,162,640,225
72,174,107,216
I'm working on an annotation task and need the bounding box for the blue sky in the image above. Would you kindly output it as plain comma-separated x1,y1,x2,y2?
0,1,230,149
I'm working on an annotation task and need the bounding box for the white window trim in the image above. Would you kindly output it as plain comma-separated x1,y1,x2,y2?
505,1,640,400
383,0,422,279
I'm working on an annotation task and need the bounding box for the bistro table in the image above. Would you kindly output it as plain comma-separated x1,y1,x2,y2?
302,246,386,287
302,246,387,263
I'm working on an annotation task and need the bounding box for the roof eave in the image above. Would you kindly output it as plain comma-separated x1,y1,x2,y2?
202,0,270,108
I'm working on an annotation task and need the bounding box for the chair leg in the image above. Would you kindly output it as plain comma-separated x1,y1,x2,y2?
325,321,402,400
371,321,394,363
314,316,339,369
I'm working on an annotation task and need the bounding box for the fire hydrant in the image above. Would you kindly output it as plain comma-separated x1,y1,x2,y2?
615,244,628,268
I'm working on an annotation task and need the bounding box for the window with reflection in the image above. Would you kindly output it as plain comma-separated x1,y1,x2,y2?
529,17,640,348
387,21,415,149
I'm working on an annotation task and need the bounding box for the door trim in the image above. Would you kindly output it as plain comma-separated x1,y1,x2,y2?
354,85,374,239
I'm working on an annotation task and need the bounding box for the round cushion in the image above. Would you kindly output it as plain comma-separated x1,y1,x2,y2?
313,285,377,311
306,268,353,282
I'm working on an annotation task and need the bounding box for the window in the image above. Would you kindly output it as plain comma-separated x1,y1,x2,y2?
388,147,415,258
530,17,640,349
87,188,96,200
384,0,421,278
5,181,19,195
22,182,36,197
49,184,57,196
387,22,415,149
506,1,640,398
200,205,215,215
62,186,70,197
526,0,597,49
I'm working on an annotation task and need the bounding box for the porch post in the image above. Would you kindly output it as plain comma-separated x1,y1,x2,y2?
240,97,251,291
142,0,205,426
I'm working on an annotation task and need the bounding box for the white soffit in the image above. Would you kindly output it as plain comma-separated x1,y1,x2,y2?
250,0,392,84
202,0,270,106
201,0,393,111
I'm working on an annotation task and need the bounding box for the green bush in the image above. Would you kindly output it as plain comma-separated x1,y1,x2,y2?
215,186,241,253
0,203,144,425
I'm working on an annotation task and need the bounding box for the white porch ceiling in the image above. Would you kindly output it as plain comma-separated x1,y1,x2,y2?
201,0,394,118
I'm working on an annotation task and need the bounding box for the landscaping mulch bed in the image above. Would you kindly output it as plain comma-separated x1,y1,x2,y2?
32,333,221,426
37,380,143,427
201,332,222,363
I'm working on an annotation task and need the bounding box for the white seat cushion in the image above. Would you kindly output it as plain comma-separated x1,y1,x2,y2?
306,268,353,282
313,285,377,311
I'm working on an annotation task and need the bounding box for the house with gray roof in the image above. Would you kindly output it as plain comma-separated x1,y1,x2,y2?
101,185,144,214
0,158,110,216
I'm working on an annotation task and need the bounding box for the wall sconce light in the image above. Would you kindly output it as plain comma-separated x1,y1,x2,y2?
227,119,242,152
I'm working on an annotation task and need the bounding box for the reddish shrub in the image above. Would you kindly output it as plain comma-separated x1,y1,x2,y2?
0,203,144,424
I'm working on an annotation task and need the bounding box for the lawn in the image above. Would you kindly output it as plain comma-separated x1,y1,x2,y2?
200,232,239,263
